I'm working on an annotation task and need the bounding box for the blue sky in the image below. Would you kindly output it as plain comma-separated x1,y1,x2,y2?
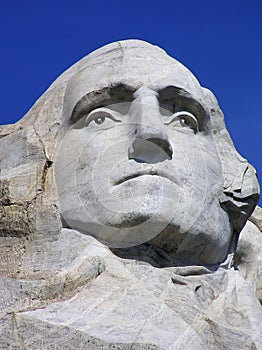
0,0,261,206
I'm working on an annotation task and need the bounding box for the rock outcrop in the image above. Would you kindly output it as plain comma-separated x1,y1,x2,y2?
0,40,261,349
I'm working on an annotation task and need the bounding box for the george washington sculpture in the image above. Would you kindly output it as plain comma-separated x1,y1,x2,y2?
0,40,261,349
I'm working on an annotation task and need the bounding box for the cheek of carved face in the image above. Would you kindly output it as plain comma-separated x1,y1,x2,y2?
79,109,221,215
55,96,231,264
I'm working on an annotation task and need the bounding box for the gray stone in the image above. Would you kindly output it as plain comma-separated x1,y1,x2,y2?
250,206,262,231
236,216,262,303
0,40,261,349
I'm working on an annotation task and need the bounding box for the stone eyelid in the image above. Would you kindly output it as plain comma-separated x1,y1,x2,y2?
85,107,122,126
164,111,199,133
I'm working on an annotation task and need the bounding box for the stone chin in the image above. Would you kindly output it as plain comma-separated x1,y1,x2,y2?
106,191,232,266
149,198,232,266
105,173,232,266
73,182,232,266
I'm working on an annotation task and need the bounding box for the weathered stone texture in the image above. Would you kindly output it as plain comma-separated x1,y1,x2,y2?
0,40,261,349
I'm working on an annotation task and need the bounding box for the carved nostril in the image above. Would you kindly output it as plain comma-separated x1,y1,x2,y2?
128,138,173,164
147,138,173,159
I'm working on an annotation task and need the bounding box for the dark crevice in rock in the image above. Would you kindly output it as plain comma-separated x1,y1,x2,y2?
32,125,54,192
41,159,53,192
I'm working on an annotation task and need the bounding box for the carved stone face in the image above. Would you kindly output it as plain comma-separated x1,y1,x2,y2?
55,43,232,265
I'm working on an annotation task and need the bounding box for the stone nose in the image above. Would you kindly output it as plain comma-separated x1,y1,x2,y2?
128,88,173,163
128,137,173,164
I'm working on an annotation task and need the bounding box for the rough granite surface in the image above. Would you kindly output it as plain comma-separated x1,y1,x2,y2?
0,40,261,349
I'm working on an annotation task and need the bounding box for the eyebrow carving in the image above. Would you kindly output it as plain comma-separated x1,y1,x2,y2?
70,83,135,123
158,86,208,132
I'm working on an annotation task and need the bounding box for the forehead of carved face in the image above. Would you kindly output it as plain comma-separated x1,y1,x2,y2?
63,43,206,125
55,42,232,266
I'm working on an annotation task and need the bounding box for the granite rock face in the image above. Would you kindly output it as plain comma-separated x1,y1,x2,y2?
0,40,261,349
236,208,262,303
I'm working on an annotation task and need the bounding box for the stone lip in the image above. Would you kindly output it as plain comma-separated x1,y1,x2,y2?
112,163,178,187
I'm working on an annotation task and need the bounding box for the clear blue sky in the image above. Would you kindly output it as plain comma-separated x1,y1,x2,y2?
0,0,261,206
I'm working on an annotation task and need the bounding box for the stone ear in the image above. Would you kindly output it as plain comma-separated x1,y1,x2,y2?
202,88,259,238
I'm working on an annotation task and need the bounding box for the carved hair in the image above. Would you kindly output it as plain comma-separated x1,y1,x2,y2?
202,88,259,253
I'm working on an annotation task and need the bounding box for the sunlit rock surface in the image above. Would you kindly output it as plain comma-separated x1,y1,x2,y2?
0,40,261,349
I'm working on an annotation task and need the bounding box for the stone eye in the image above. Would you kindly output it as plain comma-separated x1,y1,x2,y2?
180,116,197,130
94,116,105,125
165,111,199,133
180,118,187,126
85,108,121,127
